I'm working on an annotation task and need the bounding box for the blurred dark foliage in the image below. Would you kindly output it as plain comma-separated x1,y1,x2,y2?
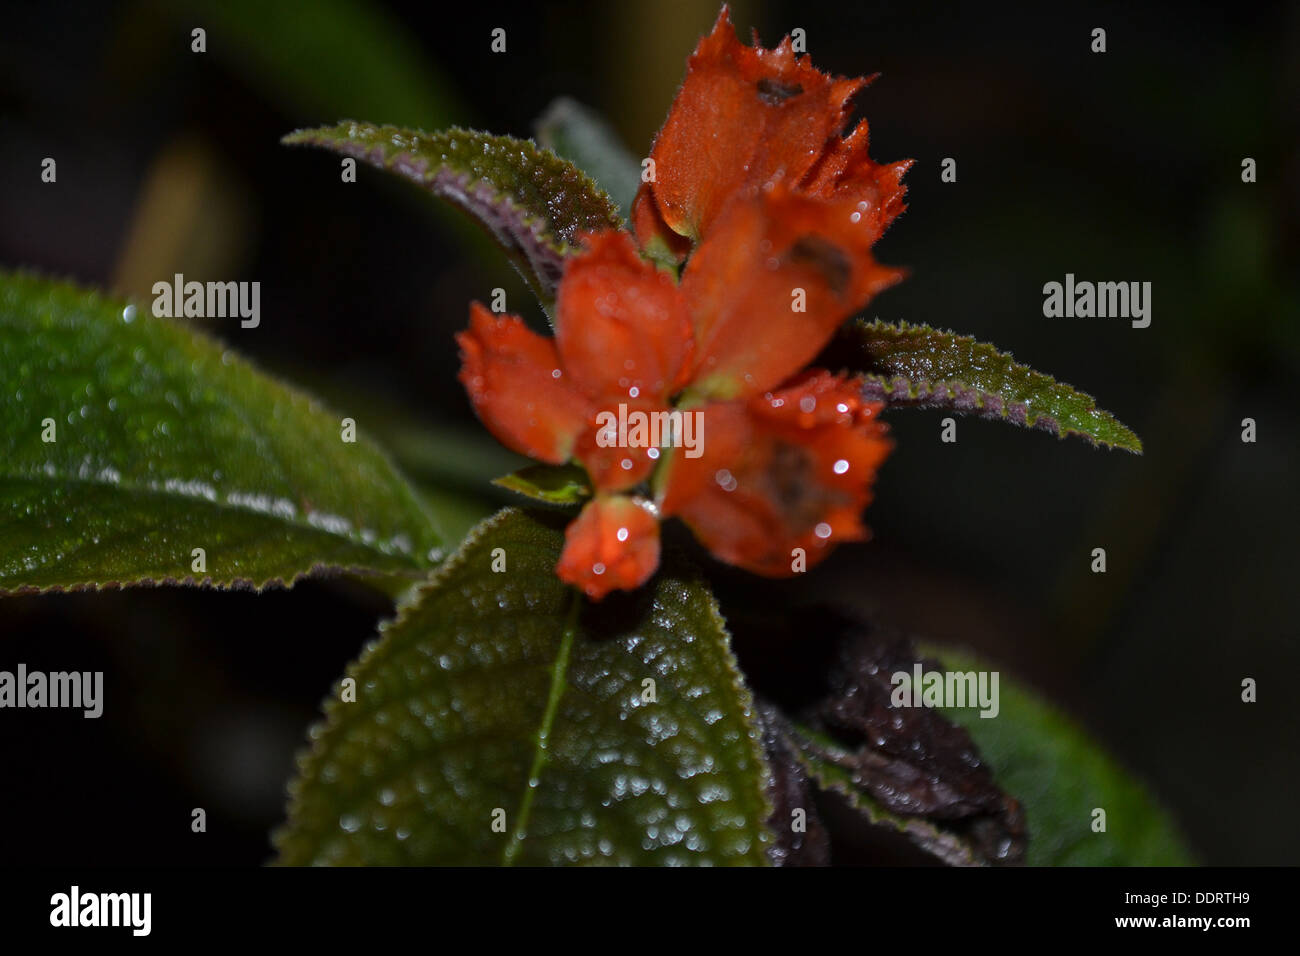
0,0,1296,864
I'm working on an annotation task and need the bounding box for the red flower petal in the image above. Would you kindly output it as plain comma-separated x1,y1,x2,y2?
659,371,890,576
573,400,663,492
679,187,905,399
801,122,912,236
456,302,592,463
635,7,866,249
556,495,661,600
555,230,694,405
630,188,693,268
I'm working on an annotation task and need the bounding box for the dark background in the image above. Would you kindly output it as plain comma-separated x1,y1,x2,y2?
0,0,1296,865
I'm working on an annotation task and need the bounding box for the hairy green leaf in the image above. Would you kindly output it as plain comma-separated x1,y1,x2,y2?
536,98,642,220
275,508,774,865
282,123,624,311
492,463,591,506
926,645,1194,866
847,320,1142,452
0,272,443,593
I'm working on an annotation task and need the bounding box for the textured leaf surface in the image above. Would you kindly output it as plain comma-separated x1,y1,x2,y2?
536,98,642,220
493,463,591,506
926,645,1194,866
282,122,624,310
276,508,774,865
847,320,1142,452
0,272,443,592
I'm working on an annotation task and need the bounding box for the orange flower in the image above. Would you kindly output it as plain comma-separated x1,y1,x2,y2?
457,8,908,599
554,495,661,601
632,6,911,263
656,370,891,577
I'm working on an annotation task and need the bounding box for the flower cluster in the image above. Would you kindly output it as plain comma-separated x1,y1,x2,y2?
458,8,910,599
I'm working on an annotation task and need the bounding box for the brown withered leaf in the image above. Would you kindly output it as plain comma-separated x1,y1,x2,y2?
797,631,1026,865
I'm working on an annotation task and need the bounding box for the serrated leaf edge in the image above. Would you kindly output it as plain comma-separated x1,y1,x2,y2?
282,123,625,306
273,508,777,864
853,319,1143,453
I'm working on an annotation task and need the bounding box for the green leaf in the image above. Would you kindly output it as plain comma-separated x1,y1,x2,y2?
925,645,1195,866
275,508,774,865
0,271,443,593
536,98,643,220
847,320,1143,452
492,463,591,506
282,123,625,312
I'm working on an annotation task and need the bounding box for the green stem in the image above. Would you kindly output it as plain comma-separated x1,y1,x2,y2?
503,588,582,865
